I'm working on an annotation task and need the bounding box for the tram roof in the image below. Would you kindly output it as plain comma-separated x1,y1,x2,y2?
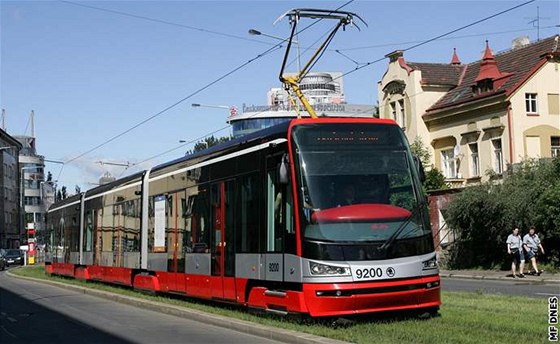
151,119,292,173
83,171,145,199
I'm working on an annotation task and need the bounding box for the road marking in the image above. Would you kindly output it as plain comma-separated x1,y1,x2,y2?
535,293,559,296
7,316,17,323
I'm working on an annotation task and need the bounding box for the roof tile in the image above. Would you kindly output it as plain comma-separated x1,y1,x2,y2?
424,36,558,113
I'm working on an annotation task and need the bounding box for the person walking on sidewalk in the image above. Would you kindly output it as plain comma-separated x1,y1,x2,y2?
523,226,545,276
506,227,525,278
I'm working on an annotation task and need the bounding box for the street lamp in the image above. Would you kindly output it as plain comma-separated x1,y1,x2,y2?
248,28,301,71
96,160,130,167
191,103,230,110
191,103,238,125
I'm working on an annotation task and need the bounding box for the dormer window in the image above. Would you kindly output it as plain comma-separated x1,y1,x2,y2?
472,79,494,95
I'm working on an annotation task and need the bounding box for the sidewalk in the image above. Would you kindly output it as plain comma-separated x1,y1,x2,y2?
440,269,560,284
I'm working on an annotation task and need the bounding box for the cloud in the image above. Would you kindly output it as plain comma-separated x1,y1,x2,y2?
54,156,156,191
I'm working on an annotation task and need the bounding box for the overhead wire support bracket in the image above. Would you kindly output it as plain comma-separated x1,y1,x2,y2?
276,8,366,119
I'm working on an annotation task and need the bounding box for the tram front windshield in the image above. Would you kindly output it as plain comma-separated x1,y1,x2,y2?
291,123,433,261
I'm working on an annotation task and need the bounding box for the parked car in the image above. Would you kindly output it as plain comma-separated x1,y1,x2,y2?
0,250,6,270
4,249,24,266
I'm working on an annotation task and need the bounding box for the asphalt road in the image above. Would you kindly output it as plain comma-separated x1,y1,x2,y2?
0,271,285,344
441,276,559,298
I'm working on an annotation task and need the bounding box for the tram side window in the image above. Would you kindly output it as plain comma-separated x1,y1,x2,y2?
71,216,79,253
266,170,296,254
189,185,211,253
267,170,283,252
102,203,114,252
182,192,194,252
236,173,260,253
84,211,93,252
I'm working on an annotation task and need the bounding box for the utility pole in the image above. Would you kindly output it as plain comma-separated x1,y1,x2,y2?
525,6,551,42
30,110,35,137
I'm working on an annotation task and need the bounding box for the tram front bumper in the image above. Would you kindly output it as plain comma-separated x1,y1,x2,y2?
302,275,441,317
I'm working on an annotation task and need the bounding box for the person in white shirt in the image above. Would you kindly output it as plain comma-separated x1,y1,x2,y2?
523,226,545,276
506,227,525,278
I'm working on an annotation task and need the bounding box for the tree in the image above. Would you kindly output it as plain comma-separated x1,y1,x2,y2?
75,185,81,194
409,136,431,167
409,136,448,192
424,168,448,192
445,157,560,269
186,135,233,155
61,186,67,200
47,171,53,182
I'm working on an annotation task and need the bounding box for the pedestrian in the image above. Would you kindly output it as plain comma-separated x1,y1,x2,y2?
506,227,525,278
523,225,545,276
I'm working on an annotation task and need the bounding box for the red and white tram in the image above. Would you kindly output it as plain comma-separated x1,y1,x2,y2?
45,118,440,317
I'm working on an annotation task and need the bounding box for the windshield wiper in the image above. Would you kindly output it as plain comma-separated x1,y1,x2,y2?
377,201,426,255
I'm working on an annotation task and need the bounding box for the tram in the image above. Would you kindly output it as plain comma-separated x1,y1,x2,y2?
45,117,440,317
45,9,440,317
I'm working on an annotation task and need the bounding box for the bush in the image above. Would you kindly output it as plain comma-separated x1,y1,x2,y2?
445,157,560,269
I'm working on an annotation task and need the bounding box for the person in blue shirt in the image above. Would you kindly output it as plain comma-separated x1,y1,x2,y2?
506,227,525,278
523,226,545,276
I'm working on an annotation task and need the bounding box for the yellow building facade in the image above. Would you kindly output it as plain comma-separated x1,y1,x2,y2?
378,36,560,187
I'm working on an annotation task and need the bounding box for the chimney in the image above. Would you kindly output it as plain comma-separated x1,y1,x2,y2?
511,36,530,50
385,50,404,63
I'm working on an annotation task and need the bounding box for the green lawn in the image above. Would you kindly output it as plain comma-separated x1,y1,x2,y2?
12,266,546,343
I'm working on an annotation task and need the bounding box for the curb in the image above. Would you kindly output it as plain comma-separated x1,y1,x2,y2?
440,272,560,284
7,270,348,344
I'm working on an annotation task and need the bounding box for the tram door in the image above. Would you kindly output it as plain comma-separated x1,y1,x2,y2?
210,181,236,300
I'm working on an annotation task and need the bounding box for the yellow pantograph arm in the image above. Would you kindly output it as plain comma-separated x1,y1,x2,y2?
285,89,303,119
284,76,318,119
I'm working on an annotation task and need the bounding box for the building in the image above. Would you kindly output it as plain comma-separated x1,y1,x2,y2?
0,128,22,249
15,133,51,245
230,72,376,137
378,35,560,187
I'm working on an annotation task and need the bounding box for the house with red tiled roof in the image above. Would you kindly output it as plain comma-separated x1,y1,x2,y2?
378,35,560,187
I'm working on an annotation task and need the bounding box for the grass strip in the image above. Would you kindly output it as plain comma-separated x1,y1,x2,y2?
12,266,546,344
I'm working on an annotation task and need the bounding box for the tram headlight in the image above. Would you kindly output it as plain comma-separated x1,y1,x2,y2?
309,261,350,276
422,256,438,270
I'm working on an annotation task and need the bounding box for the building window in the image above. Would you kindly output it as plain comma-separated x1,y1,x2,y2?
492,139,503,174
525,93,538,114
390,101,397,122
441,149,457,178
398,99,405,129
469,143,480,177
552,137,560,158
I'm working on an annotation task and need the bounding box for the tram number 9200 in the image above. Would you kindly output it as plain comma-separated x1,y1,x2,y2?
355,267,383,279
268,262,280,272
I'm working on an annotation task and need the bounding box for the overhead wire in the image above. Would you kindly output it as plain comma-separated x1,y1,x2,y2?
130,0,538,176
62,43,283,168
335,25,559,52
117,0,539,180
330,0,537,82
61,0,355,185
59,0,275,46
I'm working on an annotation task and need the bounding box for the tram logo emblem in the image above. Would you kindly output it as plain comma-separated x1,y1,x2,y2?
386,267,395,277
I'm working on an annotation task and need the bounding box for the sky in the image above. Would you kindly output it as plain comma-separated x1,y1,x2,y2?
1,0,559,192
